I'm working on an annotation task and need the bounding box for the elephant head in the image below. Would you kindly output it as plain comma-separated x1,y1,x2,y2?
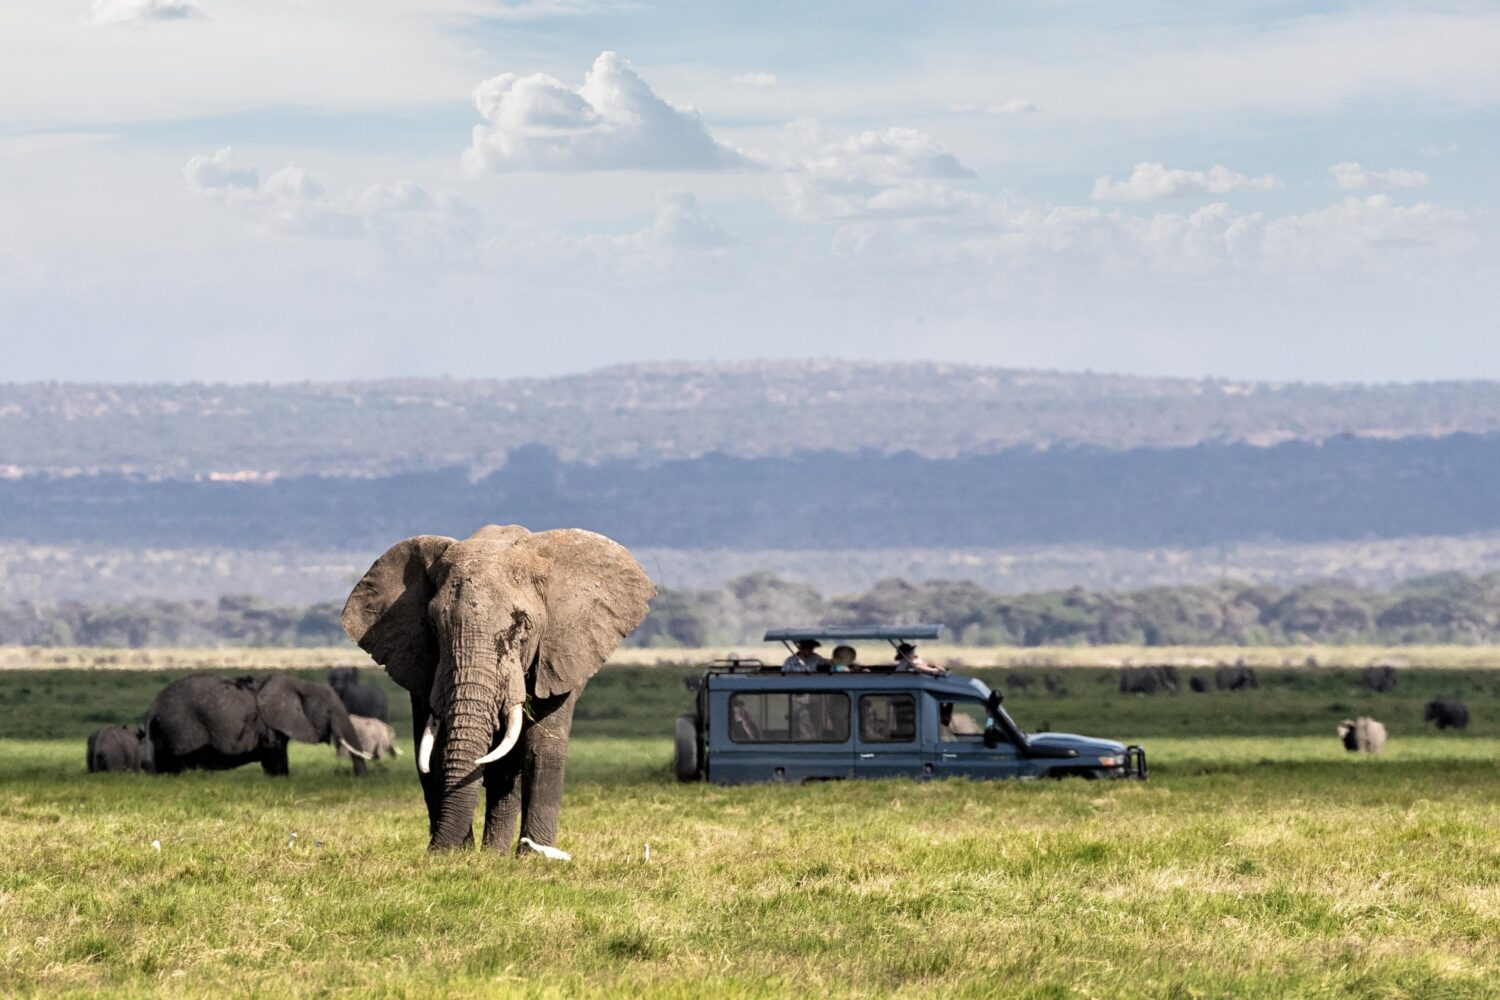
251,674,369,759
340,525,654,848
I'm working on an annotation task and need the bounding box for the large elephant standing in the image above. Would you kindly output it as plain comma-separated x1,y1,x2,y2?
340,525,654,854
145,674,369,776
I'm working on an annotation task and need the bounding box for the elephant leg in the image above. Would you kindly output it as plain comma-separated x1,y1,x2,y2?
412,693,473,848
481,749,523,852
260,737,290,777
517,690,578,855
351,755,368,778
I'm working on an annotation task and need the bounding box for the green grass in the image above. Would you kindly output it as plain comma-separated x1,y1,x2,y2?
3,666,1500,997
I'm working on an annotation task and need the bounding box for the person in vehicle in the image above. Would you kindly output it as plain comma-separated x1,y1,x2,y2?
782,639,829,673
894,641,945,675
940,702,986,740
830,645,859,672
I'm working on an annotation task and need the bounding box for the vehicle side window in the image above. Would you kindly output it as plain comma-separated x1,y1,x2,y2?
859,694,916,743
728,692,850,743
940,700,989,742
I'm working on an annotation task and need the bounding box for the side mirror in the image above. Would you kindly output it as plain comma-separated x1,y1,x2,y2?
983,727,1000,749
987,690,1003,712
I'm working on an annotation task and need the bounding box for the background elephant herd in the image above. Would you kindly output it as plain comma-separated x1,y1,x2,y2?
85,667,399,777
1115,662,1471,754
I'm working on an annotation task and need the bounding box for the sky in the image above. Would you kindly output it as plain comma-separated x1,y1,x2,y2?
0,0,1496,384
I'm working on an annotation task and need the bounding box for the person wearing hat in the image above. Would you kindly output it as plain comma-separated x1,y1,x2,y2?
782,639,829,673
894,641,945,676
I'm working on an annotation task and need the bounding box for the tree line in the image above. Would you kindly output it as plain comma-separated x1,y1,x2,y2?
2,572,1498,649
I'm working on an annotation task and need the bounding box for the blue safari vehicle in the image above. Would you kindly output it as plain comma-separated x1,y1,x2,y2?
674,625,1146,785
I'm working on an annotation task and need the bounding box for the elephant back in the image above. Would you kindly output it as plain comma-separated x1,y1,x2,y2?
146,674,260,757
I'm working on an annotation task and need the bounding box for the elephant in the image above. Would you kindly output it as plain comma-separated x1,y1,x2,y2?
1042,673,1065,697
1424,699,1469,731
340,525,655,854
328,666,391,722
1119,665,1178,694
87,725,150,772
337,715,401,763
1338,717,1387,753
1215,665,1260,691
144,673,371,776
1188,676,1208,693
1006,671,1035,693
1362,664,1398,693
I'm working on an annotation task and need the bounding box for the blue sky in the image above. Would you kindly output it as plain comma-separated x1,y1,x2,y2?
0,0,1495,382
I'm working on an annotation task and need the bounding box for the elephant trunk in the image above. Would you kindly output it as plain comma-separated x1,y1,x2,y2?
431,630,525,849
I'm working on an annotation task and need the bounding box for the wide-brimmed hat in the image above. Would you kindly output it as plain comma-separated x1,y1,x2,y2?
895,642,917,655
796,639,822,650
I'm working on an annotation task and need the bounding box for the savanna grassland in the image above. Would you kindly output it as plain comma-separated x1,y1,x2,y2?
3,663,1500,998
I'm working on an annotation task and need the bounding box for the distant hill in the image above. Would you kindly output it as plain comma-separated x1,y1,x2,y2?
4,362,1500,477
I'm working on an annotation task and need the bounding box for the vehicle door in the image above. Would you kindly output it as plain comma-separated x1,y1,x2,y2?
853,691,924,778
715,689,853,783
928,696,1025,780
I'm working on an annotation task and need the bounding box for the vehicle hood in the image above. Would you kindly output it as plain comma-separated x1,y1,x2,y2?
1025,732,1126,757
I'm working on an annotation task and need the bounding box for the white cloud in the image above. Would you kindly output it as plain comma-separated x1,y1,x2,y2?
463,51,753,173
184,147,475,246
1092,163,1282,201
950,98,1037,115
84,0,203,26
784,124,979,221
1417,143,1458,158
579,189,735,256
1329,162,1429,190
731,72,777,88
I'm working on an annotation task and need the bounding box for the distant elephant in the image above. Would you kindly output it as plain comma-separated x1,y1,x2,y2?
145,673,371,776
1215,665,1260,691
1042,673,1065,696
337,715,400,762
1338,717,1387,753
1007,671,1035,692
1119,665,1178,694
341,525,655,854
1362,665,1398,693
87,725,150,773
328,666,390,722
1188,676,1208,693
1424,699,1469,731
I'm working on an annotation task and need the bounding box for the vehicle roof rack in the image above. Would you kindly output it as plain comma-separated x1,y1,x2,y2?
762,624,943,643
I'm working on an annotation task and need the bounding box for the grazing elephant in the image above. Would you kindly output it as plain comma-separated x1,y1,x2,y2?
87,725,150,773
1424,699,1469,730
1119,665,1178,694
340,525,655,854
1215,665,1260,691
1042,673,1065,697
328,667,391,722
1338,717,1387,753
1362,665,1398,693
145,674,370,776
1007,671,1035,692
337,715,401,762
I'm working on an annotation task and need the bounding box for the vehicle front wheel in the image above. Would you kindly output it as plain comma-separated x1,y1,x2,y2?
673,713,702,782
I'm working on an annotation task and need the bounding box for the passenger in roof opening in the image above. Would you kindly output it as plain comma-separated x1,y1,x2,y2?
782,639,829,673
894,641,946,676
830,645,858,673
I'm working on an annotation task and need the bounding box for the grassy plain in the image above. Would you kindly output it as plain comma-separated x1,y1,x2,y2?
2,664,1499,997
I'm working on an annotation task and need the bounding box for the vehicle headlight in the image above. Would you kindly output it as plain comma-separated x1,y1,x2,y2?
1097,756,1120,767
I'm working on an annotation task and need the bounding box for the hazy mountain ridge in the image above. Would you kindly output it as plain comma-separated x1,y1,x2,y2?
4,362,1499,477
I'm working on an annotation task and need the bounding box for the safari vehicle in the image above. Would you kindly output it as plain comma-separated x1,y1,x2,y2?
673,625,1147,785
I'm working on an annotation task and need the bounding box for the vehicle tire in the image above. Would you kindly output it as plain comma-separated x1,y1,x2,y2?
673,713,701,782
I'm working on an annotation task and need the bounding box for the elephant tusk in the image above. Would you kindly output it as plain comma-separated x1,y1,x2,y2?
474,704,525,767
418,719,437,774
340,738,373,761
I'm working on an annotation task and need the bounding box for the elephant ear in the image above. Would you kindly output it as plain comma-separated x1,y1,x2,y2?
254,675,322,744
341,535,454,694
528,529,656,699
